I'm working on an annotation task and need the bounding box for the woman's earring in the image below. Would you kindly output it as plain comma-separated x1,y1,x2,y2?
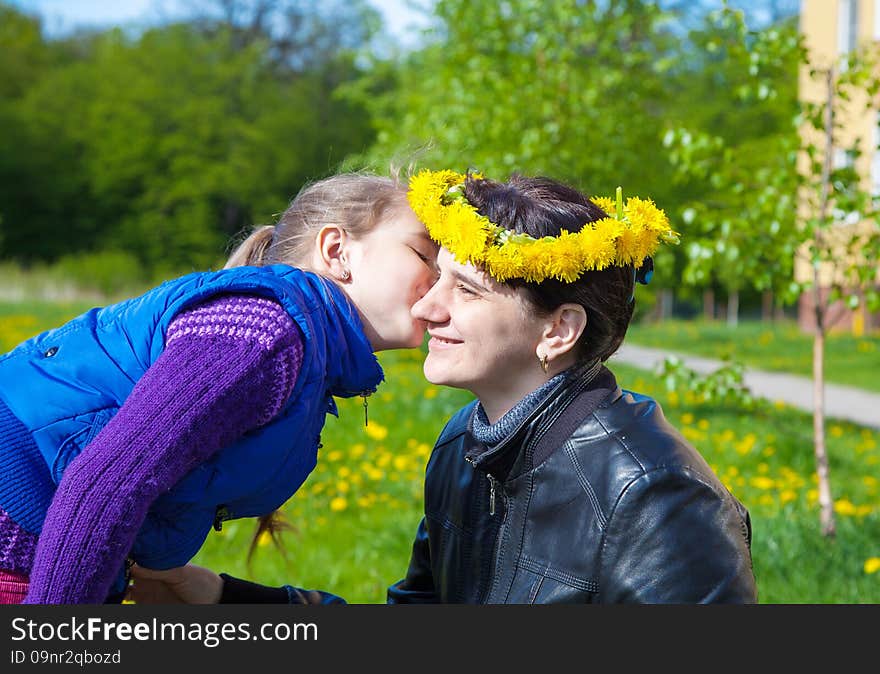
538,353,549,373
341,268,351,281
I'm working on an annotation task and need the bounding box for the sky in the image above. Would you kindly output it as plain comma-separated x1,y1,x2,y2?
9,0,432,46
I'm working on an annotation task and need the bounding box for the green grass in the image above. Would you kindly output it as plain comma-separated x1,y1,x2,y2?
626,318,880,392
3,302,879,603
0,300,98,352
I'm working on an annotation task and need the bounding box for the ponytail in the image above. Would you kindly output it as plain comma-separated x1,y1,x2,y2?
224,225,276,269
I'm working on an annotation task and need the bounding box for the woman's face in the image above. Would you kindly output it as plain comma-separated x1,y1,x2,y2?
410,248,550,405
344,207,439,351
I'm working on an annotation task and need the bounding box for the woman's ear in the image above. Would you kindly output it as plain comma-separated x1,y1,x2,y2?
313,225,350,282
538,303,587,364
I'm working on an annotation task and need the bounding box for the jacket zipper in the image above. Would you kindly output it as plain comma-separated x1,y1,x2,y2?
466,456,499,517
487,474,498,516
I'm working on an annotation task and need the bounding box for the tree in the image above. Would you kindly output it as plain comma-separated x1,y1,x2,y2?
796,45,880,537
661,4,803,325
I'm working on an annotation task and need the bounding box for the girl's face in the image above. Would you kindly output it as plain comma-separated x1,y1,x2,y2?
343,207,439,351
410,248,550,411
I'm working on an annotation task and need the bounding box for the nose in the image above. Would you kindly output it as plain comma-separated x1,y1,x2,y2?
411,279,448,324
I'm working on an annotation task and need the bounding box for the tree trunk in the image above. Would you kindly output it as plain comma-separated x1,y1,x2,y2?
657,288,673,320
812,321,835,537
762,290,774,321
726,289,739,328
703,288,715,321
812,66,836,537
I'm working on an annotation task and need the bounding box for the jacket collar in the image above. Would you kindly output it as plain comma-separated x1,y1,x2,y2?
464,360,614,477
299,271,385,399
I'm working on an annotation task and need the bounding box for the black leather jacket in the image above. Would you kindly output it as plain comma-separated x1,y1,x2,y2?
386,366,757,604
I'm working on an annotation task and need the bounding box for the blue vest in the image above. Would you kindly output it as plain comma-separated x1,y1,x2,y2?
0,265,383,573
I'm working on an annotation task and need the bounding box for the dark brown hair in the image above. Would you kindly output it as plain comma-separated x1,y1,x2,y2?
462,173,635,363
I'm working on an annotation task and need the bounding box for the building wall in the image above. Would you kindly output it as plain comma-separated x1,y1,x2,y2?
797,0,880,334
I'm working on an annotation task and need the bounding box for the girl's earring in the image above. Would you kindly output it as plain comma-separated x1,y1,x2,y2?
341,269,351,281
538,353,549,373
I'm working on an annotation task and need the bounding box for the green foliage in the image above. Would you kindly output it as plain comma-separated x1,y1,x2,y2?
656,354,755,409
350,0,680,219
52,250,146,298
662,4,803,303
0,1,378,277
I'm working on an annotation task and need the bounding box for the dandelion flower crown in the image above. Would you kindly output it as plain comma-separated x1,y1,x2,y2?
407,169,680,284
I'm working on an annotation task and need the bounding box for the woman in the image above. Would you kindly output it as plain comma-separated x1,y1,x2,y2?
130,170,757,604
0,172,439,604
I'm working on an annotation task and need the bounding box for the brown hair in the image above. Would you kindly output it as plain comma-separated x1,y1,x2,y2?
462,173,636,363
225,172,410,270
226,172,411,562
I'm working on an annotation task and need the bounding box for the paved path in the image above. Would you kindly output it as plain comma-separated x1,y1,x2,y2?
610,343,880,430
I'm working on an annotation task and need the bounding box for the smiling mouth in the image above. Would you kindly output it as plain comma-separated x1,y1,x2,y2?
428,335,462,347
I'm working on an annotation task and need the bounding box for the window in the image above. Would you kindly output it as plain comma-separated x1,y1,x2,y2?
839,0,859,54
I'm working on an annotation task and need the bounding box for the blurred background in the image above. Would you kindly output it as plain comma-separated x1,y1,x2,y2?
1,0,879,603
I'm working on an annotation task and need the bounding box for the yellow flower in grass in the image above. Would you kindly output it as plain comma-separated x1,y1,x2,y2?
330,497,348,512
780,490,797,504
834,499,857,516
750,476,775,490
864,557,880,574
364,423,388,441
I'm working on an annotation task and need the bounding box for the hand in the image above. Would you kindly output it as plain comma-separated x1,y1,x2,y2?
127,563,224,604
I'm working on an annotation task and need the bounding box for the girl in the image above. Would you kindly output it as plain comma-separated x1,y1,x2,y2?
0,172,438,604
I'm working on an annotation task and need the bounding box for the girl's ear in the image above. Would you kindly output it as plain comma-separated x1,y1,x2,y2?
313,225,350,281
537,303,587,364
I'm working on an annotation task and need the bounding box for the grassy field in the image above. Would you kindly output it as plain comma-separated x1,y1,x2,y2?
626,318,880,392
2,302,879,603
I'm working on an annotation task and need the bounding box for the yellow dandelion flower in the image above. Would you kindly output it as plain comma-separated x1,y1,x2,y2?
393,456,409,472
681,413,694,425
834,499,857,516
750,476,775,490
517,238,554,282
591,196,615,215
546,230,586,283
483,243,524,282
830,425,844,438
424,387,438,399
365,423,388,441
329,497,348,512
258,530,273,547
326,450,343,462
337,466,351,478
336,480,350,493
780,490,797,504
698,419,710,430
864,557,880,574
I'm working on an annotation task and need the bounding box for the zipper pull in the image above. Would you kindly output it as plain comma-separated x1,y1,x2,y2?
360,391,369,427
488,474,497,516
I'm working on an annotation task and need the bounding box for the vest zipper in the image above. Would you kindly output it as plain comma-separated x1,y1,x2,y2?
360,391,370,426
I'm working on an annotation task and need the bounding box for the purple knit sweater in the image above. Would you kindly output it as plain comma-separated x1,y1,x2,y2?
5,294,304,604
